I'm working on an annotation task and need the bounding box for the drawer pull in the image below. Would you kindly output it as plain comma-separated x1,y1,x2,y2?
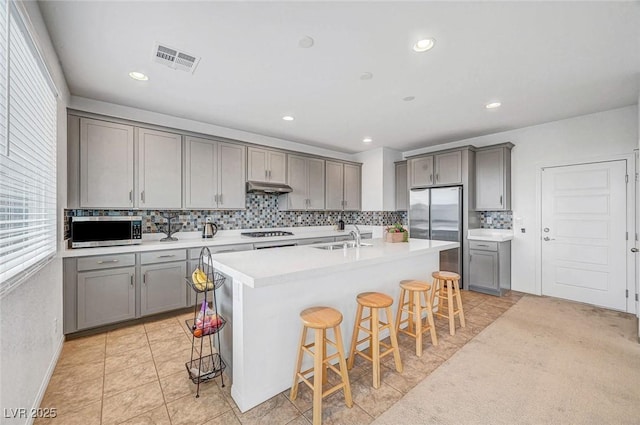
157,254,176,258
477,244,489,247
97,259,119,264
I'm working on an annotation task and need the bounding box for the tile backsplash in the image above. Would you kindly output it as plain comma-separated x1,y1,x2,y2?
65,193,407,238
479,211,513,229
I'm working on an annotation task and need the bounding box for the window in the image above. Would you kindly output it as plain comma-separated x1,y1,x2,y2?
0,0,58,297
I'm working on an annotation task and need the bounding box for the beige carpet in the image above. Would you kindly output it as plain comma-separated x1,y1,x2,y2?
373,295,640,425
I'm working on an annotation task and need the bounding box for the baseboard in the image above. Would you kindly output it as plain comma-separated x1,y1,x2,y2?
26,334,65,425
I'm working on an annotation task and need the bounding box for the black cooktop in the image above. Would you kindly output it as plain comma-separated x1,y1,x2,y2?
241,231,294,238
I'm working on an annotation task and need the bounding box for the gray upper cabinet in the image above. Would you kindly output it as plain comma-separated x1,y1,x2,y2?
475,144,513,210
409,156,434,187
279,155,325,210
79,118,134,208
434,151,462,185
77,266,135,330
137,128,182,209
247,147,287,184
325,161,361,211
395,161,408,211
343,163,361,211
185,136,246,209
140,261,188,316
409,151,462,188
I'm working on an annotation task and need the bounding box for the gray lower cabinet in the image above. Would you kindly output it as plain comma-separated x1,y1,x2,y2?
140,262,188,316
468,240,511,296
77,266,135,330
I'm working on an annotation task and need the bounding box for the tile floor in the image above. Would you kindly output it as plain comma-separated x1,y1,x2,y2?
36,290,524,425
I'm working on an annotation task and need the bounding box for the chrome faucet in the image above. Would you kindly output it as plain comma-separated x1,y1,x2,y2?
349,224,362,247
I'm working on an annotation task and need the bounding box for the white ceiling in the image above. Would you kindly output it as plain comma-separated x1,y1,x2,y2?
39,1,640,154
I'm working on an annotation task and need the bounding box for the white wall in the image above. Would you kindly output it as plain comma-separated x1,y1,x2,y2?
355,147,402,211
0,2,70,423
405,105,639,294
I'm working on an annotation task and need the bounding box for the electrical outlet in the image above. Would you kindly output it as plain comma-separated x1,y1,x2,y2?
486,217,493,225
296,216,302,223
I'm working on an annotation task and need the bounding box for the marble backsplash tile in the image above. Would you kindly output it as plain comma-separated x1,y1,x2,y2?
479,211,513,229
65,193,407,238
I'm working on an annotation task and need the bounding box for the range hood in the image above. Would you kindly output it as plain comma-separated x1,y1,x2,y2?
246,181,293,194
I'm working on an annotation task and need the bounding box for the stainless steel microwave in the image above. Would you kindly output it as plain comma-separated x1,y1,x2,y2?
70,216,143,248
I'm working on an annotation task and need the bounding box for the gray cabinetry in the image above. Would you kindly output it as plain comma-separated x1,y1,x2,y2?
137,128,183,209
468,240,511,296
279,155,325,210
475,143,513,210
395,161,408,211
247,147,287,184
76,260,135,330
79,118,134,208
185,136,246,209
325,161,361,211
408,150,463,188
140,261,187,316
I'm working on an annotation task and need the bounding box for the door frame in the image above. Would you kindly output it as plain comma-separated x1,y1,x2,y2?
534,153,636,314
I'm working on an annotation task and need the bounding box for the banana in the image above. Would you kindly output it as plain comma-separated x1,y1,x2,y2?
191,268,213,290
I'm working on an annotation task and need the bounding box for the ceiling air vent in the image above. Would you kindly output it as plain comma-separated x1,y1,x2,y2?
153,43,200,74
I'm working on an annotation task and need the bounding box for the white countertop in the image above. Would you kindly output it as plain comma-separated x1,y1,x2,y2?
467,228,514,242
210,238,459,288
60,226,374,258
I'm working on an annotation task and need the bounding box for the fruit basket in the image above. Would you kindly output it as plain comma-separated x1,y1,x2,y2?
185,315,227,338
185,271,226,293
185,353,226,384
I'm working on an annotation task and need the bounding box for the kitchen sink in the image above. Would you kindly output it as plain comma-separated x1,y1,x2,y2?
313,241,373,250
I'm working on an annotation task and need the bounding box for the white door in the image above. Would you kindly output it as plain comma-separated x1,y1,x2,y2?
541,160,628,311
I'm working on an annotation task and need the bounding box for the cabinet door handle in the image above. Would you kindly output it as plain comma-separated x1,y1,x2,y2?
141,191,145,203
129,191,133,202
268,170,272,179
500,195,503,205
130,275,134,287
157,254,175,258
143,272,147,284
219,194,223,205
214,194,218,203
436,173,439,182
429,174,433,183
97,259,119,264
265,170,268,179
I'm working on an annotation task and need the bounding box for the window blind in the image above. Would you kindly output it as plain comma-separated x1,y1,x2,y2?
0,1,57,297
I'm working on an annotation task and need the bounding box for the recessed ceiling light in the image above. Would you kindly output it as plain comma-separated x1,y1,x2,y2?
403,96,415,102
298,36,314,48
128,71,148,81
412,38,435,53
362,137,373,143
360,72,373,80
282,115,295,121
485,102,502,109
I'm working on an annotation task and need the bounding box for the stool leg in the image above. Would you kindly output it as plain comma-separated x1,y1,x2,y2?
454,280,466,328
423,291,438,346
321,329,328,385
447,280,455,335
386,306,403,373
371,307,381,389
413,292,423,357
430,278,439,316
290,326,308,400
333,325,353,408
347,304,363,370
312,328,324,425
407,291,415,334
394,288,405,335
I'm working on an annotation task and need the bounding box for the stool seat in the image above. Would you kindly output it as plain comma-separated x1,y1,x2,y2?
400,280,431,292
432,271,460,280
357,292,393,308
301,306,343,329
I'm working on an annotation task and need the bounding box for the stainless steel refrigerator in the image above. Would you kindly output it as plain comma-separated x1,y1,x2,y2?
409,186,462,275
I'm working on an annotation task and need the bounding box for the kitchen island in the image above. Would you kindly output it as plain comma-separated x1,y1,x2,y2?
210,237,459,412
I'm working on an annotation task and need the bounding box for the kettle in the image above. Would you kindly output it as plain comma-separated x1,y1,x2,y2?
202,218,218,239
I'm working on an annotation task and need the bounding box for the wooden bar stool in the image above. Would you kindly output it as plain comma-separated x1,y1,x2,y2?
291,306,352,425
347,292,402,389
430,271,466,335
395,280,438,356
